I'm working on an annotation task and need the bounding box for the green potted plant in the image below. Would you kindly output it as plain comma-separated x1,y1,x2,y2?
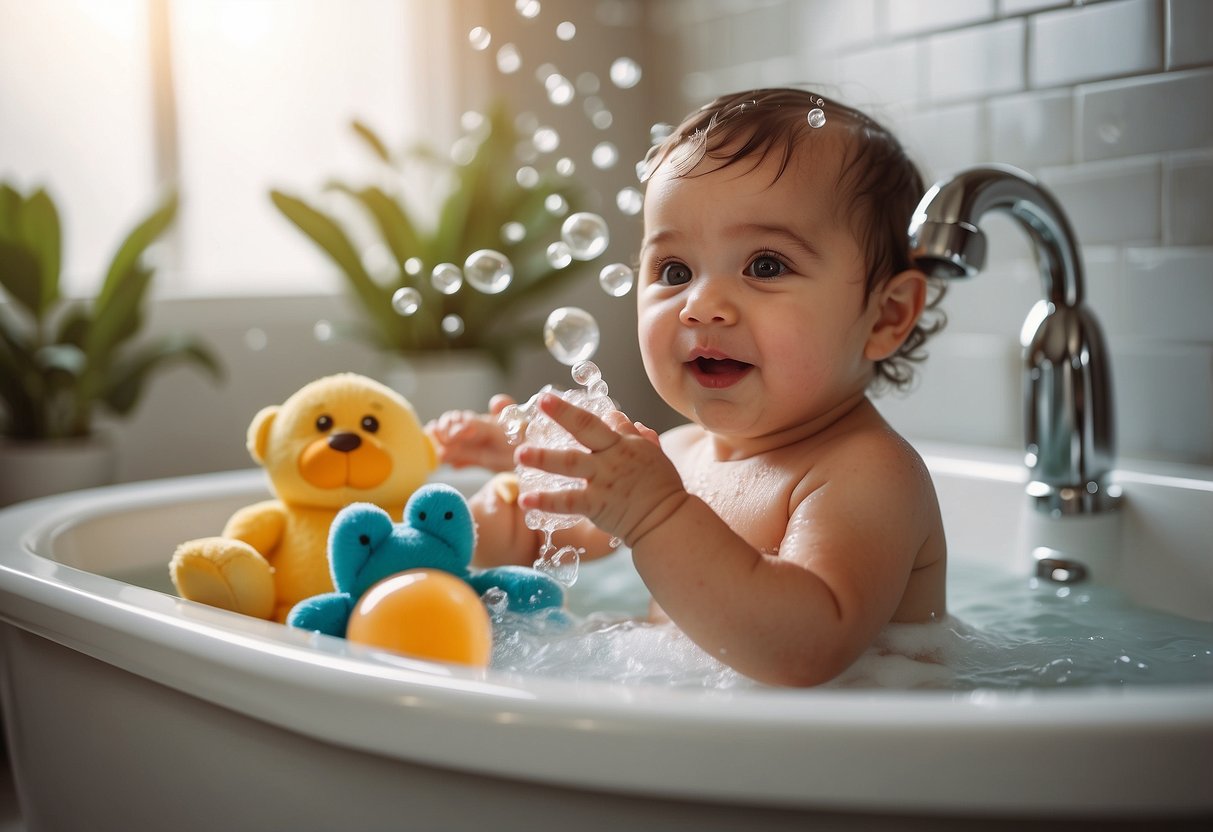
0,183,223,504
269,103,587,415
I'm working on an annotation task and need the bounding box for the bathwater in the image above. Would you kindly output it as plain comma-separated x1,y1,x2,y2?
490,551,1213,691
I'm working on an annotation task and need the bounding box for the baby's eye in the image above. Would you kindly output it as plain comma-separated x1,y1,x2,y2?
746,255,787,279
659,261,692,286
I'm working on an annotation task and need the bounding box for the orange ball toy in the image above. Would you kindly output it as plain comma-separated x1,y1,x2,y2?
346,569,493,667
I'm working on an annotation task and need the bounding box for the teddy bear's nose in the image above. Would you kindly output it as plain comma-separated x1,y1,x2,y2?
328,432,362,453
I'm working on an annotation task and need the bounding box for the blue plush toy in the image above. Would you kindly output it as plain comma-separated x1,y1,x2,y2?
287,483,564,638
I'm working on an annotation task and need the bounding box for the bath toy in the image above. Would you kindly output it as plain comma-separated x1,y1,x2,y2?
347,570,492,666
287,483,564,642
170,373,436,621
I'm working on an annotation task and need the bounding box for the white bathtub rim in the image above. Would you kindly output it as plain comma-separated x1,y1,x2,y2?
2,459,1212,816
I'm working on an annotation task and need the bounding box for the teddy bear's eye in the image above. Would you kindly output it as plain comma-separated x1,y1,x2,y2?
418,511,426,521
316,414,333,432
361,415,380,433
358,534,370,546
444,511,453,520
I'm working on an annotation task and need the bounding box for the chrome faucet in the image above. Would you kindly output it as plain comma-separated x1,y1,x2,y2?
908,164,1119,516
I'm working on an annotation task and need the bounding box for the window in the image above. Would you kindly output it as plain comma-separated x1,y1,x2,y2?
0,0,444,296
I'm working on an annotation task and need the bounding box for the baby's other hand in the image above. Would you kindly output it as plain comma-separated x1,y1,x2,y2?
425,394,516,472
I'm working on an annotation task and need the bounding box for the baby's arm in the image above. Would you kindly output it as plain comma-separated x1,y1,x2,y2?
425,394,517,472
516,394,934,687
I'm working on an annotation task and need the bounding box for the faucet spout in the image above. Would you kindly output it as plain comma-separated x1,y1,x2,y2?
908,164,1119,516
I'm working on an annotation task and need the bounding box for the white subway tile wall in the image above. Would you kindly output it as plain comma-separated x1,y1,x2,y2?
656,0,1213,464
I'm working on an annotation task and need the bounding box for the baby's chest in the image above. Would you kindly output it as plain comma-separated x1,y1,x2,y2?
683,466,793,555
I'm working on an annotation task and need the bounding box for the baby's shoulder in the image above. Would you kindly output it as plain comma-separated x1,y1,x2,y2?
800,424,933,499
658,423,705,456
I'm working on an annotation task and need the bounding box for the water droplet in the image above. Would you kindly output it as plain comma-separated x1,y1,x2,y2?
533,125,560,153
516,166,539,188
500,221,527,244
430,263,463,295
313,320,334,342
544,306,600,365
545,73,575,106
615,186,643,216
591,141,618,169
556,20,576,40
544,193,568,216
561,212,610,260
468,26,491,51
609,56,642,89
496,43,522,74
571,361,601,387
533,545,581,587
598,263,634,297
482,587,510,615
545,241,573,269
555,157,576,176
391,286,422,316
463,249,513,294
244,327,268,352
442,314,465,338
807,107,826,129
515,0,540,18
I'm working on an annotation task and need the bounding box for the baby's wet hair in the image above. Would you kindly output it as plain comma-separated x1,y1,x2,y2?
643,87,946,392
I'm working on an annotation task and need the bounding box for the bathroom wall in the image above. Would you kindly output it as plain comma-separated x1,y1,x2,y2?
643,0,1213,466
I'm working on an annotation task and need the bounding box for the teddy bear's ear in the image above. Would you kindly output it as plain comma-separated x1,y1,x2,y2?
247,405,279,465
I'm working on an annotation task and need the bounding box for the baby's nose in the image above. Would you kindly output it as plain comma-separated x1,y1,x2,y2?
679,278,737,325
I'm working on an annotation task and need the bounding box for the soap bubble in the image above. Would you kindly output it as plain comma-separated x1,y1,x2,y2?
555,157,576,177
463,249,513,294
545,73,575,106
468,26,491,51
609,56,642,89
313,320,334,342
650,122,674,143
515,0,540,18
545,241,573,269
391,286,422,316
482,587,510,616
591,141,619,169
571,360,601,386
533,125,560,153
544,193,568,216
616,186,643,216
561,212,610,260
442,314,465,338
591,110,613,130
430,263,463,295
497,43,522,74
544,306,600,365
244,327,268,352
556,21,576,40
450,136,478,165
807,107,826,129
598,263,635,297
576,72,600,95
516,166,539,188
461,110,485,133
533,545,581,587
500,221,527,244
404,257,423,276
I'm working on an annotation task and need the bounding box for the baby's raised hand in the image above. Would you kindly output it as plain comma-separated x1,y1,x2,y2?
425,394,517,472
515,393,688,547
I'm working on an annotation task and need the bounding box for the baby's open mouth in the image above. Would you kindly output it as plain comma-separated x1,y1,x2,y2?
686,356,753,388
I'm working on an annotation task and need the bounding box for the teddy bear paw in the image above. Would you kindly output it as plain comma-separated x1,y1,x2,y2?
170,537,276,620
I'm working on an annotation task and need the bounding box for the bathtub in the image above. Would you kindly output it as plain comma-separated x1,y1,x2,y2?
1,442,1210,831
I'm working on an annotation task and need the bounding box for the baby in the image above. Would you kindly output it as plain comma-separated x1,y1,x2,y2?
428,88,947,687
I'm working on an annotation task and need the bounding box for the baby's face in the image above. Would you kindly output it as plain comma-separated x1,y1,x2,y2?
637,136,883,441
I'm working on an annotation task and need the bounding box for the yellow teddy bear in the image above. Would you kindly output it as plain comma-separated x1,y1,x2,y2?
170,373,436,622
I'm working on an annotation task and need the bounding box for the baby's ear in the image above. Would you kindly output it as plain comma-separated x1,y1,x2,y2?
864,269,928,362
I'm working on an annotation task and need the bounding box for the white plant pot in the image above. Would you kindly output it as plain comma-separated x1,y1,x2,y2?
0,432,118,507
380,351,505,423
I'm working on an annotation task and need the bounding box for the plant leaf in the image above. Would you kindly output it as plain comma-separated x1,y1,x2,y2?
95,191,177,314
0,325,39,437
0,183,22,241
100,333,223,416
85,264,152,366
351,119,394,166
335,184,427,267
269,190,399,348
19,188,61,315
0,239,43,321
